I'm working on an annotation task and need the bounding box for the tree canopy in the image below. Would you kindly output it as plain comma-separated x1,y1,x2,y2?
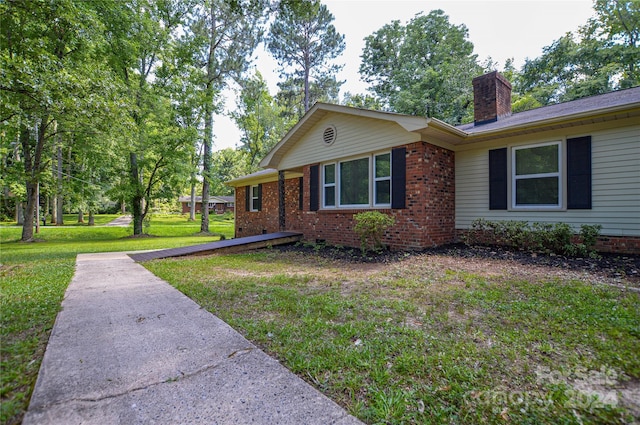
359,10,483,124
267,0,345,115
515,0,639,106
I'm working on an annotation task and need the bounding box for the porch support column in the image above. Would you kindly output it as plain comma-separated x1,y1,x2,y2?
278,170,285,231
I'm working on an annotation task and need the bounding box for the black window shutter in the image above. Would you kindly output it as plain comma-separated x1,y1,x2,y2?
567,136,592,209
391,147,406,209
309,165,319,211
298,177,304,210
489,148,508,210
245,186,250,211
257,184,263,211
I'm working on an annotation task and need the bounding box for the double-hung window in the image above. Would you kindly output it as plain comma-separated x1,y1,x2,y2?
490,136,590,211
323,163,336,208
374,153,391,206
250,185,260,211
512,142,561,208
321,152,392,208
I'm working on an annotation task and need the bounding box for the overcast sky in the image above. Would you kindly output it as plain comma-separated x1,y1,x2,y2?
214,0,596,151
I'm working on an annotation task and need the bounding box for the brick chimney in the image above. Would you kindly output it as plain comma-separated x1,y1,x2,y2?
472,71,512,125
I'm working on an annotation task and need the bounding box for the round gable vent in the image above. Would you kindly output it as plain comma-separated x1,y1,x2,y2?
323,125,336,145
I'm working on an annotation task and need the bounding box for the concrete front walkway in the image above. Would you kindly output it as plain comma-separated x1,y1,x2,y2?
104,215,133,227
24,252,362,425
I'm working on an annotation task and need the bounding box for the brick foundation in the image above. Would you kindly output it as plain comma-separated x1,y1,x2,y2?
456,229,640,255
595,236,640,255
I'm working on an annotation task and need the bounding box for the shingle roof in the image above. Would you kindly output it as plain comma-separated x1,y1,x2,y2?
457,86,640,134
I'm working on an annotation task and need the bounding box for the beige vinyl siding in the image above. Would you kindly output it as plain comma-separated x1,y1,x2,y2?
278,114,420,170
456,125,640,237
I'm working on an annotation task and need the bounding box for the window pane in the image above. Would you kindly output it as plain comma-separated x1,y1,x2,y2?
324,164,335,184
324,187,335,206
375,180,390,204
252,186,259,197
340,158,369,205
516,177,559,205
252,199,259,210
515,145,558,175
375,153,390,178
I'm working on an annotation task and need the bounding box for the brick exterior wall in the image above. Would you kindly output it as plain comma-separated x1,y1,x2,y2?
234,140,640,255
235,141,457,251
595,236,640,255
235,182,280,237
284,177,304,232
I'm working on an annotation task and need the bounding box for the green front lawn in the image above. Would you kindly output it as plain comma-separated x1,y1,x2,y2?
0,214,233,425
145,248,640,425
2,214,638,425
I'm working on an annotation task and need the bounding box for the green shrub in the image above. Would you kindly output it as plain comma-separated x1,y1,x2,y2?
580,224,602,249
464,219,601,257
353,211,395,254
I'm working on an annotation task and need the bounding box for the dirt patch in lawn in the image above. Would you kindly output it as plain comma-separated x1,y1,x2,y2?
275,243,640,288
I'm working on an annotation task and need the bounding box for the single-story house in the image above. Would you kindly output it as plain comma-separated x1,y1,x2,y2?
227,71,640,254
179,195,235,214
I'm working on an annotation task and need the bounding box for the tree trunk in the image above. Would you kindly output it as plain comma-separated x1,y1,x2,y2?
51,195,57,224
21,181,37,241
303,59,310,112
35,182,40,234
200,2,216,234
121,199,126,214
130,152,144,235
88,210,95,226
44,195,49,225
16,202,24,225
189,180,196,221
77,210,84,223
21,116,48,242
56,144,64,225
200,146,210,233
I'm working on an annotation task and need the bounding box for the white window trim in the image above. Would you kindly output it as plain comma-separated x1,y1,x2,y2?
321,151,391,209
250,185,259,212
373,152,392,208
511,141,562,210
322,163,337,208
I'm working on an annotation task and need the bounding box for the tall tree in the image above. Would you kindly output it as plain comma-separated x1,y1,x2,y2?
96,0,190,235
267,0,345,114
341,92,383,110
275,73,342,120
230,71,294,170
155,40,204,222
209,148,249,196
360,10,482,125
589,0,639,88
0,0,120,240
516,0,639,105
184,0,266,233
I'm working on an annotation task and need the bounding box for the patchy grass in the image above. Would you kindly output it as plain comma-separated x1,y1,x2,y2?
146,248,640,425
0,214,233,425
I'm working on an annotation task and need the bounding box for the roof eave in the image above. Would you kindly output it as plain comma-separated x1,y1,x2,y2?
225,169,304,187
462,103,640,142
